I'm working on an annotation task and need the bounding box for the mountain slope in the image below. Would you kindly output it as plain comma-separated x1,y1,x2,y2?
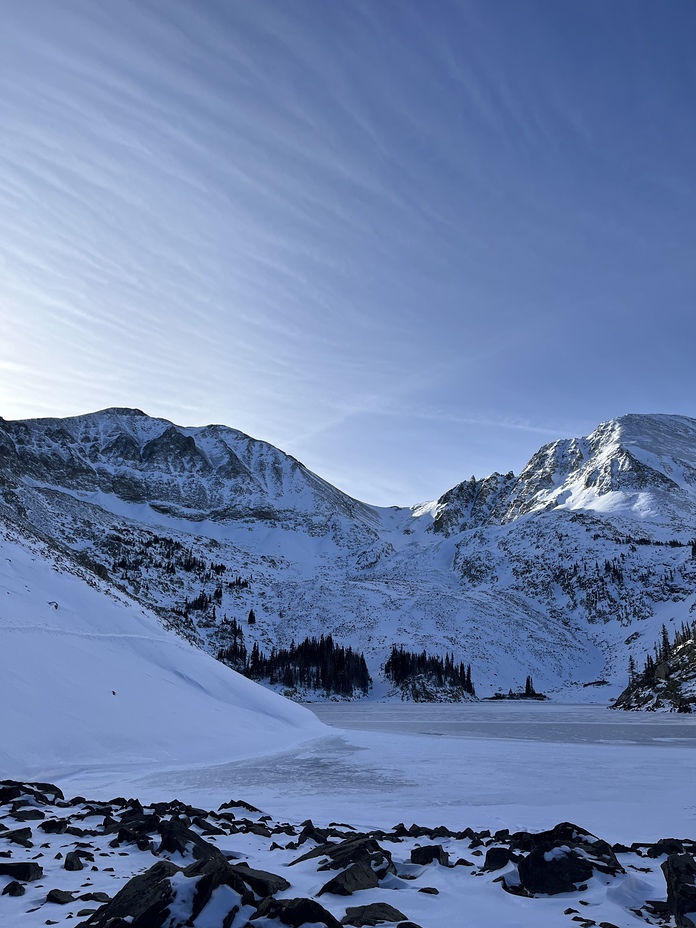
2,409,696,703
0,523,324,777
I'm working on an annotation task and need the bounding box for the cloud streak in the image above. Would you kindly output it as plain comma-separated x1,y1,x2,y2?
1,0,695,503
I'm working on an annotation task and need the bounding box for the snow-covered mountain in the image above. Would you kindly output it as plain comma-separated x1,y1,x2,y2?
2,408,696,703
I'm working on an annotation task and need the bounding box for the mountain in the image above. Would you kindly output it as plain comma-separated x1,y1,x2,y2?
2,408,696,705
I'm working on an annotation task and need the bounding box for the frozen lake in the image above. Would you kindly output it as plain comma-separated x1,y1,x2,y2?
71,701,694,844
309,700,696,746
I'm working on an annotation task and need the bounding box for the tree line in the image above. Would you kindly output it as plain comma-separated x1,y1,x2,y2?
384,645,475,696
217,628,371,697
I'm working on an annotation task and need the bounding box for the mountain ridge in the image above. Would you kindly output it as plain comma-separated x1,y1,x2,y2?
2,407,695,705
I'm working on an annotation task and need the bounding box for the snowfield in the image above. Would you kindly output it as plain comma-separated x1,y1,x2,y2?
0,527,324,777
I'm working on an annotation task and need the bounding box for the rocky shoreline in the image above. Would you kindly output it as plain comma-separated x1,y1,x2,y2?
1,779,695,928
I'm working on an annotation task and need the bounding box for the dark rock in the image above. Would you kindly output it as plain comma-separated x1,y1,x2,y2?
40,819,68,834
219,798,262,814
319,859,381,896
1,880,26,896
79,892,111,903
661,853,696,928
47,888,76,904
511,823,623,875
180,857,248,924
512,822,624,896
647,838,686,859
483,846,512,871
64,851,84,871
0,786,22,805
75,860,180,927
295,834,394,878
11,808,45,821
418,887,439,894
192,816,226,837
157,815,224,861
0,860,43,881
229,861,290,897
254,896,342,928
342,902,409,926
5,826,33,847
410,845,449,866
395,923,423,928
518,846,593,895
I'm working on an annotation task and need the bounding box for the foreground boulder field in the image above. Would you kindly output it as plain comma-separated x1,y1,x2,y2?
1,780,695,928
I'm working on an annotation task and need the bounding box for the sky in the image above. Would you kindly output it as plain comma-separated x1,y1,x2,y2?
1,0,695,506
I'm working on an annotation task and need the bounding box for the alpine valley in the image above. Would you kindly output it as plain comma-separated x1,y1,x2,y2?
2,407,696,708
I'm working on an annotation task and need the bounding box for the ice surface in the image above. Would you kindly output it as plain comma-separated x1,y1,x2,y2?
49,703,696,845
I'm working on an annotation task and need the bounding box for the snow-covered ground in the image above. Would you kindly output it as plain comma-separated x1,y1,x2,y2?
4,704,694,928
0,528,324,778
3,525,695,927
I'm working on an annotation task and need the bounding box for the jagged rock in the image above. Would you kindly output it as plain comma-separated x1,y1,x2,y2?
0,785,22,805
229,861,290,897
254,896,343,928
318,859,382,896
0,860,43,881
64,850,84,871
157,815,224,861
662,853,696,928
483,847,512,871
647,838,687,858
11,808,45,821
75,860,180,927
192,815,226,836
219,798,262,814
1,880,26,896
47,888,76,904
40,818,68,834
410,845,449,866
341,902,408,926
513,822,625,896
518,846,593,895
4,826,33,847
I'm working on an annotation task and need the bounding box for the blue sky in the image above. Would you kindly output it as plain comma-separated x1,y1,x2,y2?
1,0,695,505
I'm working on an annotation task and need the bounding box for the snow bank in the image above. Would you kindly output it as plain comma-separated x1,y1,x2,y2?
0,530,325,777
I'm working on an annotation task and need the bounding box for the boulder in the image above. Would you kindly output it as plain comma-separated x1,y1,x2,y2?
648,839,686,859
254,896,343,928
512,822,624,896
229,861,290,897
518,846,592,895
47,889,76,904
342,902,409,926
483,847,512,872
5,826,33,848
76,860,180,927
157,816,224,862
318,859,381,896
1,880,26,896
64,851,84,871
410,845,449,866
662,853,696,928
40,818,69,834
0,860,43,881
